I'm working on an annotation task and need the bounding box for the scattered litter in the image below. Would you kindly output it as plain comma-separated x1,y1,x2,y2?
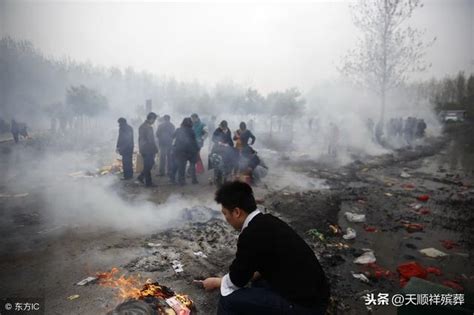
344,212,366,223
365,263,392,279
326,242,350,249
171,260,184,274
426,267,442,276
342,228,357,240
364,226,378,233
397,262,427,283
193,251,207,258
442,280,463,292
403,222,424,233
409,203,423,210
402,183,416,190
354,249,376,264
361,168,369,172
166,296,191,315
76,276,98,286
67,295,80,300
417,194,430,202
146,242,161,247
0,193,29,198
400,171,411,178
352,272,370,283
384,192,393,197
419,248,448,258
307,229,325,242
329,224,342,235
440,240,459,250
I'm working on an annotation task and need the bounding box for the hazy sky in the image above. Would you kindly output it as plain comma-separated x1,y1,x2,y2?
1,0,473,93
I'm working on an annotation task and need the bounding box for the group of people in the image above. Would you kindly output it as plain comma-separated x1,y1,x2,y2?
367,117,427,145
116,112,263,187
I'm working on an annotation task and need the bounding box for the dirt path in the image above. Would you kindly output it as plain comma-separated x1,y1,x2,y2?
0,126,473,315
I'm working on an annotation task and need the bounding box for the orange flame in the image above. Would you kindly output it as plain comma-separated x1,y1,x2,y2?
96,268,192,308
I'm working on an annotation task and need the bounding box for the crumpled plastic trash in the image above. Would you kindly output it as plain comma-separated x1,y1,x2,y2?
409,203,422,210
67,295,80,300
193,251,207,258
342,228,357,240
354,249,376,264
400,171,411,178
364,226,377,232
397,261,427,280
171,260,184,273
419,248,448,258
403,222,424,233
345,212,366,223
352,272,370,283
76,276,98,286
146,242,161,247
417,194,430,202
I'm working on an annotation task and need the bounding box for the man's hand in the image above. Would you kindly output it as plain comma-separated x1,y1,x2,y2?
195,277,222,291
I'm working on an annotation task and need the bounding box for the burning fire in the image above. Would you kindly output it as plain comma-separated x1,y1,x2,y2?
97,267,193,313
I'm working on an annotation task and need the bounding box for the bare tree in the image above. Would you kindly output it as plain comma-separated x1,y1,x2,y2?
341,0,435,125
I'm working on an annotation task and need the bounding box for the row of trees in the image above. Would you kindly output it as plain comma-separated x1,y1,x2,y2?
0,37,305,128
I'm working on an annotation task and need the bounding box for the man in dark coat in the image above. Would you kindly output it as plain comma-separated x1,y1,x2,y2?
156,114,175,176
116,118,134,180
199,182,330,314
137,112,158,187
172,117,199,185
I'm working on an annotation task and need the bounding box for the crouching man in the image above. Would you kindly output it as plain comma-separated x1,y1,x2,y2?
199,181,330,314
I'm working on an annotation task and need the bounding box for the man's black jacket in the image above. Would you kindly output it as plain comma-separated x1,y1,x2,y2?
116,123,134,155
229,213,330,307
138,121,158,155
156,121,175,147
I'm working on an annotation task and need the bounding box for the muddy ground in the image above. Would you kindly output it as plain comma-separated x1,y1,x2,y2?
0,123,473,315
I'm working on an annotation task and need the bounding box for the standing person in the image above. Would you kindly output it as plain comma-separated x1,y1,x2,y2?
10,119,19,143
190,113,208,175
208,115,217,150
116,118,134,180
156,114,175,176
191,113,208,149
137,112,158,187
197,181,330,314
173,117,199,185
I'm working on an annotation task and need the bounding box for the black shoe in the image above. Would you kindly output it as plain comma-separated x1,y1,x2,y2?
178,182,186,186
158,173,165,177
192,179,199,184
136,176,144,184
146,183,158,188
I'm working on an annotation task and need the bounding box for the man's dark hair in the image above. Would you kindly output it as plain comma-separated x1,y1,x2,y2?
191,113,199,119
163,114,170,121
117,117,126,124
239,122,246,130
147,112,157,120
215,181,257,213
220,120,228,128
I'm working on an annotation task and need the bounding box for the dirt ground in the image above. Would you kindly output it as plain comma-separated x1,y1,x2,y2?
0,123,473,315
